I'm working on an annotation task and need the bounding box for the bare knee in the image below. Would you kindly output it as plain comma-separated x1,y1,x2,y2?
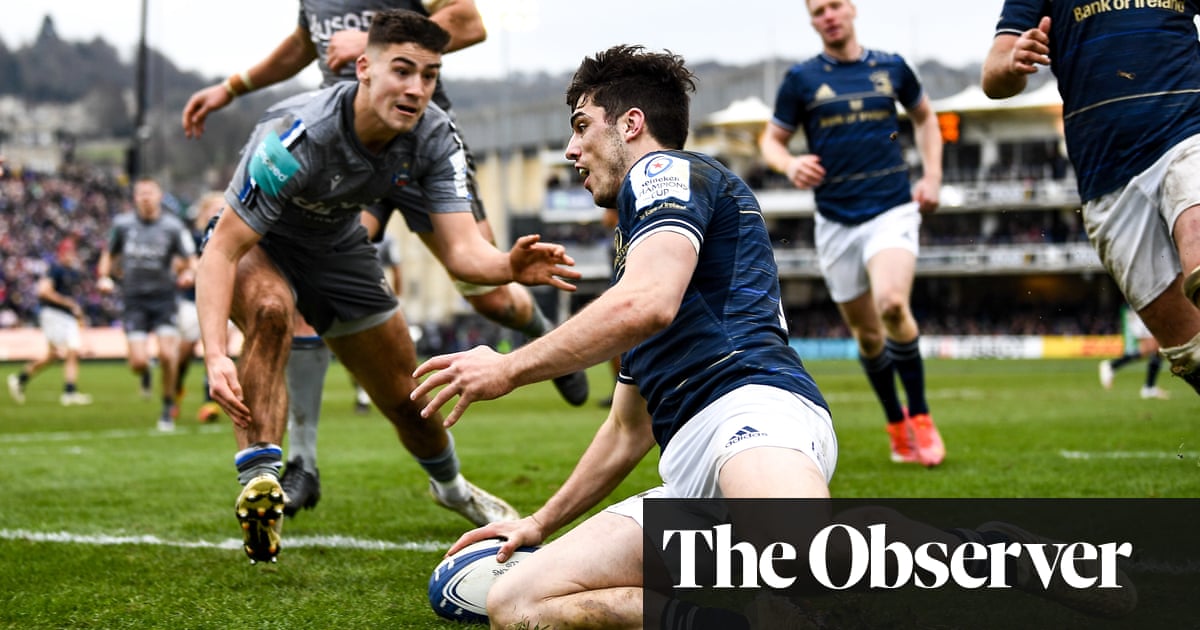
876,293,909,329
466,288,521,328
243,294,292,341
487,573,539,629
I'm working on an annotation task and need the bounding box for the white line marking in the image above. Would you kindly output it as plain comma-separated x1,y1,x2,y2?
0,424,226,444
1059,450,1199,460
0,529,448,552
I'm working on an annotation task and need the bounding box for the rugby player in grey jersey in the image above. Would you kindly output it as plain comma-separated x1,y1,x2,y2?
195,10,580,564
97,178,197,432
182,0,590,519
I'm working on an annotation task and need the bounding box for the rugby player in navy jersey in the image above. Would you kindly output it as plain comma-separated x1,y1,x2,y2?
410,45,839,628
195,10,579,564
983,1,1200,397
182,0,589,519
759,0,945,467
7,239,93,407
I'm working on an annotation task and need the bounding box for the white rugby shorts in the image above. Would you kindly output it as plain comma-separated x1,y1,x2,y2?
605,384,837,527
1084,133,1200,311
38,307,82,351
815,201,921,304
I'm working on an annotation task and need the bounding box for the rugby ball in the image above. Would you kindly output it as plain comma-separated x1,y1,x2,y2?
428,538,539,623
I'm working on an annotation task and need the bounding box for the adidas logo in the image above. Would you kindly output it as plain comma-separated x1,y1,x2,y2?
726,425,766,447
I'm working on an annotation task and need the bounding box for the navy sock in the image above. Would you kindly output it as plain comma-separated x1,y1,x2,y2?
1146,354,1163,387
860,351,904,422
1110,352,1140,370
888,337,929,416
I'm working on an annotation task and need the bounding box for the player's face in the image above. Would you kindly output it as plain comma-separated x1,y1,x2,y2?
357,42,441,141
565,96,630,209
133,181,162,221
808,0,856,48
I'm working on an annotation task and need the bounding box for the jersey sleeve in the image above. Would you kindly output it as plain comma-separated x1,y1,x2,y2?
225,114,307,236
995,0,1044,37
896,57,924,111
416,118,474,215
769,67,807,132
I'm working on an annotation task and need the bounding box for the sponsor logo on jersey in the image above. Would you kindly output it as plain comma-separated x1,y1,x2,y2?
632,153,690,211
249,133,300,197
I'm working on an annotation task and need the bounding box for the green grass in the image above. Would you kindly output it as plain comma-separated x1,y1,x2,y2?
1,358,1197,628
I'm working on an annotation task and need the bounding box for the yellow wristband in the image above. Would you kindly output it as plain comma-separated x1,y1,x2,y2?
223,78,237,98
239,70,256,92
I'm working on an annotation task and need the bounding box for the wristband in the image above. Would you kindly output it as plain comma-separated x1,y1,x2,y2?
239,70,256,92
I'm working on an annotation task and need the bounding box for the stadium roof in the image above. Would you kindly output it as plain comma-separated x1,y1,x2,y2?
932,81,1061,113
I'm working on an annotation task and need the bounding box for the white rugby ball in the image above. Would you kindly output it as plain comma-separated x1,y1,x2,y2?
428,538,539,623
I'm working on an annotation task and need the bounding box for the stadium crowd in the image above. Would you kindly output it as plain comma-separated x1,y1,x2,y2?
0,164,127,329
0,163,1119,339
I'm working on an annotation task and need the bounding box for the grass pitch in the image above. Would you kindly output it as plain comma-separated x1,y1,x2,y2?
0,357,1196,628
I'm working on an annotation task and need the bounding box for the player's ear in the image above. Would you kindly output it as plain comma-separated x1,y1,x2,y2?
623,108,646,140
356,53,371,84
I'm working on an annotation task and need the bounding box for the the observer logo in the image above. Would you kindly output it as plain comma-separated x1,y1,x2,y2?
662,523,1133,591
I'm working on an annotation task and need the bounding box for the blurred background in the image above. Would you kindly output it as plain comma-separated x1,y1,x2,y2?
0,1,1122,362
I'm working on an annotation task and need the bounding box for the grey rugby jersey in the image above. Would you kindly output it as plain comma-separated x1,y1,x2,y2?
223,81,472,251
107,212,195,299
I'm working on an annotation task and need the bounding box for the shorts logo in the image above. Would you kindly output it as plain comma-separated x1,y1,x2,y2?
726,425,766,447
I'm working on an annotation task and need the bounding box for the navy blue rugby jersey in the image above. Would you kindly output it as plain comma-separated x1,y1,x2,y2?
770,50,923,225
613,150,829,450
996,0,1200,201
39,263,86,315
224,81,472,253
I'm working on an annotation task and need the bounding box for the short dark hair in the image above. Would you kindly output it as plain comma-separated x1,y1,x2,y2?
565,45,697,149
367,9,451,53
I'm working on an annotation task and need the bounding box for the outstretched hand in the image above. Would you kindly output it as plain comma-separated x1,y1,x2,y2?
181,83,234,139
509,234,581,291
411,345,515,426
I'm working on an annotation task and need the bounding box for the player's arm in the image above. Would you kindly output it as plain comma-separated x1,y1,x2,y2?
905,95,943,213
426,0,487,53
760,122,825,190
425,211,579,290
412,230,697,425
36,276,81,318
182,25,318,138
195,210,261,426
445,381,655,562
982,17,1052,99
95,248,118,293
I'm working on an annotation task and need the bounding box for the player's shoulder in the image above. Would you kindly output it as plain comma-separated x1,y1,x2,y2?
864,49,912,69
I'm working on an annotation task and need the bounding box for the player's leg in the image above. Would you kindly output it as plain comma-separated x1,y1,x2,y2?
325,310,518,526
58,314,90,406
280,314,327,517
151,304,183,431
487,510,645,629
225,246,295,563
123,305,154,399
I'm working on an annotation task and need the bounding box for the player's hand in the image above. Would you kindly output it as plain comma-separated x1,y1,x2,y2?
913,175,941,214
786,154,825,189
205,355,252,427
445,516,546,563
326,30,369,73
181,83,234,139
96,276,115,294
1009,16,1051,76
508,234,581,291
411,345,515,426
